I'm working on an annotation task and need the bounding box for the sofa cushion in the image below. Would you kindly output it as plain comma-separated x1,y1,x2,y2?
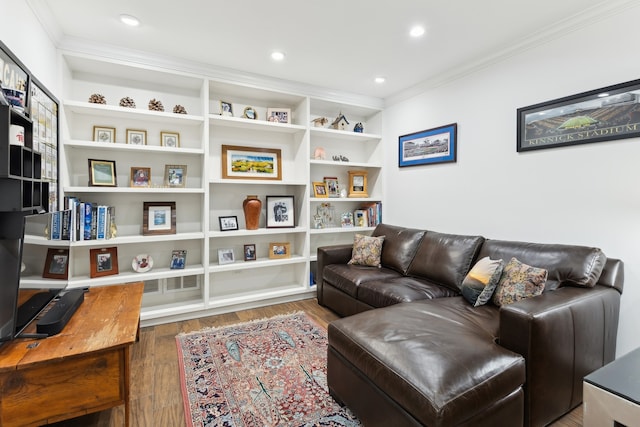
323,264,401,298
478,239,606,290
406,231,484,291
461,256,505,306
372,223,426,274
328,299,524,426
348,234,385,267
492,257,547,306
358,277,458,308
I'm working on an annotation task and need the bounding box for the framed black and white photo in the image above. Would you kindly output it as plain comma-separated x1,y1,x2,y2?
42,248,69,279
93,126,116,143
220,100,233,116
126,129,147,145
219,215,239,231
266,195,295,228
218,248,235,265
399,123,457,167
89,247,119,278
143,201,176,235
244,244,256,261
160,131,180,147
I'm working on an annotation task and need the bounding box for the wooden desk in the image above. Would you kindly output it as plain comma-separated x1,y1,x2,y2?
0,282,144,427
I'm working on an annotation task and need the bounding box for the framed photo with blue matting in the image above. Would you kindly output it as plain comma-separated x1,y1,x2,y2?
399,123,457,167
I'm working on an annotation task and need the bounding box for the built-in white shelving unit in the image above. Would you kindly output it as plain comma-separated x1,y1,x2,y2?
21,51,383,325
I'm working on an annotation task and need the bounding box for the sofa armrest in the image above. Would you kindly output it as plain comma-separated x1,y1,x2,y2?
316,244,353,304
499,285,621,427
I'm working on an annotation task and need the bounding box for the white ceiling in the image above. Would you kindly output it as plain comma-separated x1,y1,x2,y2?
29,0,632,101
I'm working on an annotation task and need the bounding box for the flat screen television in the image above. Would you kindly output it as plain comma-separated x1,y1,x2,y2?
0,215,26,344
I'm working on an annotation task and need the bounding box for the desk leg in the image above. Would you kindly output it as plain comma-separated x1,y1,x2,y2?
124,345,131,427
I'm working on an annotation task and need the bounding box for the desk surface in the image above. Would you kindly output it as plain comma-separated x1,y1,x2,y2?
584,346,640,405
0,282,144,372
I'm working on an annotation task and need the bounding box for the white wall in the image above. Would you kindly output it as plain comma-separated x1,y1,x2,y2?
0,0,59,95
383,5,640,356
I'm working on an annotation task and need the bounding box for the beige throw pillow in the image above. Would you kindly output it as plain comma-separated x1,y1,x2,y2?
492,257,548,306
348,234,385,267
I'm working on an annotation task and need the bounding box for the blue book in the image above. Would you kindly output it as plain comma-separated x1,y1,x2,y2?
83,202,93,240
50,211,61,240
96,205,107,240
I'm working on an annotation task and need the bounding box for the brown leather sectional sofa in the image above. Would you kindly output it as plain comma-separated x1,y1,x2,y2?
316,224,624,427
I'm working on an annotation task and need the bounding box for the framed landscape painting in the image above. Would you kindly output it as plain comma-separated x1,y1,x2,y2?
222,145,282,180
399,123,457,167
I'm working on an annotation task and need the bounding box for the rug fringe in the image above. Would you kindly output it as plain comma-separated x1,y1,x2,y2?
175,310,318,337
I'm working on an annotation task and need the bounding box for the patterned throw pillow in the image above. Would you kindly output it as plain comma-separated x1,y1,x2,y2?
461,257,505,307
348,234,385,267
492,257,548,306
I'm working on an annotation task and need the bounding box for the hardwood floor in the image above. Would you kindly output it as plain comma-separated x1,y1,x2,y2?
48,298,583,426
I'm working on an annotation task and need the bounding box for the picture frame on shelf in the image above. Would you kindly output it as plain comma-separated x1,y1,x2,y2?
267,107,291,124
244,244,256,261
347,170,368,198
220,100,233,116
126,129,146,145
89,247,119,278
243,106,257,120
218,248,235,265
219,215,239,231
323,176,339,197
399,123,457,167
312,181,329,198
268,242,291,259
160,131,180,148
93,126,115,143
266,195,295,228
222,144,282,180
354,209,369,227
132,254,153,273
42,248,69,279
142,201,176,235
517,78,640,152
341,212,354,228
130,166,151,187
170,249,187,269
88,159,117,187
164,164,187,188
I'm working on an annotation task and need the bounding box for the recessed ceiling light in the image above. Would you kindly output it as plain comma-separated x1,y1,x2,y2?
120,14,140,27
598,92,609,97
410,25,425,38
374,77,386,84
271,51,286,61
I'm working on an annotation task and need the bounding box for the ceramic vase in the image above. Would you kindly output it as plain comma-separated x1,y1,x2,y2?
243,195,261,230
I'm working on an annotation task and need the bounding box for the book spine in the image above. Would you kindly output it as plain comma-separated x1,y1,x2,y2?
61,209,71,240
50,211,61,240
96,205,107,240
91,206,98,239
83,202,93,240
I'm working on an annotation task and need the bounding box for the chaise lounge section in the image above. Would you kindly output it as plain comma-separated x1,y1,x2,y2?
317,224,624,426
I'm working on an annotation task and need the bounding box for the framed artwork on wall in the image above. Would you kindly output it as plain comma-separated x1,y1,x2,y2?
398,123,457,167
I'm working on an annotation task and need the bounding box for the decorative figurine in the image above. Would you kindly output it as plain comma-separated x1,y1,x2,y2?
331,112,349,130
88,93,107,104
312,117,328,127
313,147,326,160
119,96,136,108
354,122,364,133
173,104,188,114
148,98,164,112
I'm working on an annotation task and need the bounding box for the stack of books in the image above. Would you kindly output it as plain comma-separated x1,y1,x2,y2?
49,197,116,241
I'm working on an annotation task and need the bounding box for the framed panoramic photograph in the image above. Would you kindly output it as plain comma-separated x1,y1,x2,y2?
143,201,176,235
130,166,151,187
268,242,291,259
126,129,147,145
220,100,233,116
398,123,457,167
266,107,291,124
517,78,640,152
93,126,116,143
218,248,235,264
244,244,256,261
266,195,295,228
219,215,239,231
89,247,119,278
323,176,339,197
312,181,329,198
160,131,180,147
170,249,187,269
222,144,282,180
165,164,187,188
42,248,69,279
88,159,117,187
347,170,368,198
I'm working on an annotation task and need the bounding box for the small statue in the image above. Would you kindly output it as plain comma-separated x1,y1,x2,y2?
312,117,328,127
313,147,326,160
354,122,364,133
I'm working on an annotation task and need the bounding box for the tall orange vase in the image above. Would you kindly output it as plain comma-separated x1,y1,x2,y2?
242,195,262,230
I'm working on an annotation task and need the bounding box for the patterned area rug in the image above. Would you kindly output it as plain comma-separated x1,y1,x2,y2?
176,312,361,427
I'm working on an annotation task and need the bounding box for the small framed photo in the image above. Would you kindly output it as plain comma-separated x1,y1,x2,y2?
347,170,368,198
126,129,147,145
130,167,151,187
160,131,180,148
268,242,291,259
267,108,291,124
399,123,457,167
93,126,116,143
266,195,295,228
244,244,257,261
218,248,235,265
312,181,329,198
170,249,187,269
89,247,119,278
341,212,354,227
219,215,239,231
220,100,233,116
165,164,187,188
243,106,257,120
42,248,69,279
143,201,177,235
324,177,339,197
88,159,117,187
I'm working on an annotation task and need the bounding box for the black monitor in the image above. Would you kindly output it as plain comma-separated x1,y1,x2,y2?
0,213,26,343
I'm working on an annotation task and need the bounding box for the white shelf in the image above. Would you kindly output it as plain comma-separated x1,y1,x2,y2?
64,139,204,156
310,159,382,169
209,255,306,273
209,179,307,186
310,197,380,203
63,100,205,126
67,232,205,246
310,127,381,141
63,186,205,194
210,114,306,133
65,265,205,288
208,226,306,238
309,226,375,234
